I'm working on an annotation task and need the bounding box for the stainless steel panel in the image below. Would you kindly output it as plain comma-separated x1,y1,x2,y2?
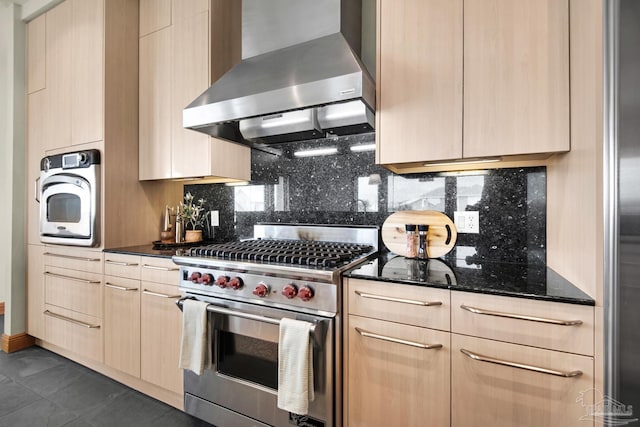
184,393,272,427
239,109,321,141
317,100,374,131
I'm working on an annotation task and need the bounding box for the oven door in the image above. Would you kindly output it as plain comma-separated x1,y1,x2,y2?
39,174,95,244
183,295,334,427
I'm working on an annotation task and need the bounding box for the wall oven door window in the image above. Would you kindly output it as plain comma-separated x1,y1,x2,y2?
39,150,100,247
183,297,334,427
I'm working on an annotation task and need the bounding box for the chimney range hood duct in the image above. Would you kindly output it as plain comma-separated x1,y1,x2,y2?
183,0,375,145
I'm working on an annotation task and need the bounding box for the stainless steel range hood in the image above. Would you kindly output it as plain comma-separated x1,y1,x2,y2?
183,0,375,145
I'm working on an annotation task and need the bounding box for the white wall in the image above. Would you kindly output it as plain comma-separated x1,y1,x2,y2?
0,1,27,335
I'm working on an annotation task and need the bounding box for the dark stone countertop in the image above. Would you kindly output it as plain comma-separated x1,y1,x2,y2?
345,252,595,306
103,242,203,259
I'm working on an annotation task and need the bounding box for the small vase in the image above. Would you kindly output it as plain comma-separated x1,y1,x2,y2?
184,229,203,243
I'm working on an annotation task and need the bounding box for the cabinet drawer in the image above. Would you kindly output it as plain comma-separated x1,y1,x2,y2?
140,257,179,285
451,334,593,427
347,315,450,427
104,253,141,279
451,292,594,356
44,266,103,318
44,304,103,363
346,278,450,331
44,247,103,274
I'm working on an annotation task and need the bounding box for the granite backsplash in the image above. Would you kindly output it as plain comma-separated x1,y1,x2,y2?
185,133,546,264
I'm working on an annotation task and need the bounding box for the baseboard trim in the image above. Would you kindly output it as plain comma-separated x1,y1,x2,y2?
0,301,4,315
1,332,36,353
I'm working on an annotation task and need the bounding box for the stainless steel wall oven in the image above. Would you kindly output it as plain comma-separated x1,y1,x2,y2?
38,149,100,247
173,224,379,427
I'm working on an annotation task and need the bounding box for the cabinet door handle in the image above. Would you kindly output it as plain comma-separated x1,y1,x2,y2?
354,290,442,306
355,327,442,350
44,271,101,284
142,264,179,272
105,283,138,291
44,310,100,329
460,348,583,378
105,260,139,267
142,289,182,299
44,252,101,262
460,304,583,326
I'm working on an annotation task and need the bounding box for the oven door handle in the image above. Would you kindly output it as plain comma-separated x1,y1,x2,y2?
176,297,317,335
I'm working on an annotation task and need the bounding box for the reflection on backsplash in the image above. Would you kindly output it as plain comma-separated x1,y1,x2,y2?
185,132,546,264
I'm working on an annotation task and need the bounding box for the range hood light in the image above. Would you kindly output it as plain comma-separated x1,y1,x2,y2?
424,158,502,167
349,143,376,152
293,147,339,158
224,181,250,187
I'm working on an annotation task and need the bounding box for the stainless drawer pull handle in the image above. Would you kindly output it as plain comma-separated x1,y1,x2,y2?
460,348,583,378
460,304,583,326
143,289,182,299
44,271,101,284
142,264,179,272
44,310,100,329
355,290,442,306
105,260,139,267
355,327,443,350
105,283,138,291
44,252,101,262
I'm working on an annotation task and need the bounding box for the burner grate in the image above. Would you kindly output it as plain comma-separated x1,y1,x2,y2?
189,239,373,268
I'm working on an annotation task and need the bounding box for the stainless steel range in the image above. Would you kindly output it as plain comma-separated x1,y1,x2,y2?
173,224,379,427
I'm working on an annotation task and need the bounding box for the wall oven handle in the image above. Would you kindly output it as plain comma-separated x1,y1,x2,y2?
44,310,100,329
355,327,442,350
176,297,317,334
105,283,139,291
460,348,583,378
105,260,139,267
44,271,101,284
142,264,179,272
354,290,442,306
35,177,40,203
143,289,182,299
459,304,583,326
43,252,101,262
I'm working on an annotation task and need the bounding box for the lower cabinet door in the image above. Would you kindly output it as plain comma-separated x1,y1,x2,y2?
44,304,103,362
104,276,141,377
346,315,450,427
140,281,183,394
451,334,594,427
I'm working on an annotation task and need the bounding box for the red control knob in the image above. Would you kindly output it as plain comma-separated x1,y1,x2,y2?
228,277,244,290
215,275,229,288
253,283,270,298
282,283,298,299
298,286,314,302
201,273,214,285
189,272,201,283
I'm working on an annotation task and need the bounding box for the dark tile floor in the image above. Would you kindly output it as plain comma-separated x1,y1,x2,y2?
0,315,212,427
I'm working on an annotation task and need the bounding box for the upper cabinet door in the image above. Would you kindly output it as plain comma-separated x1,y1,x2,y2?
463,0,570,158
376,0,463,165
139,0,171,37
27,14,46,94
71,0,104,146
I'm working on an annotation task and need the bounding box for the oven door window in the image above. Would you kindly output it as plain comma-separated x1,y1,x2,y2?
218,330,278,390
48,193,82,223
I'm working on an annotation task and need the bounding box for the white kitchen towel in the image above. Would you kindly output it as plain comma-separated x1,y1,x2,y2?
277,317,314,415
179,299,211,375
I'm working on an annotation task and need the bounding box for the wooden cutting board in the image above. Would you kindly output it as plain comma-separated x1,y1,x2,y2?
381,210,457,258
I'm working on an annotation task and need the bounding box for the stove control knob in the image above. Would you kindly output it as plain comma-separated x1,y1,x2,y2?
201,273,214,286
189,272,201,283
298,286,314,302
228,277,244,290
253,283,270,298
282,284,298,299
215,275,230,288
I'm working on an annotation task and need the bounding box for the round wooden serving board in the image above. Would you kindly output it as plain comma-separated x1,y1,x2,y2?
381,210,457,258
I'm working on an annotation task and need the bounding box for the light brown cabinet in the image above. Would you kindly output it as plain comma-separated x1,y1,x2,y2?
26,244,45,339
451,290,594,427
343,278,451,427
138,0,250,181
376,0,570,171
